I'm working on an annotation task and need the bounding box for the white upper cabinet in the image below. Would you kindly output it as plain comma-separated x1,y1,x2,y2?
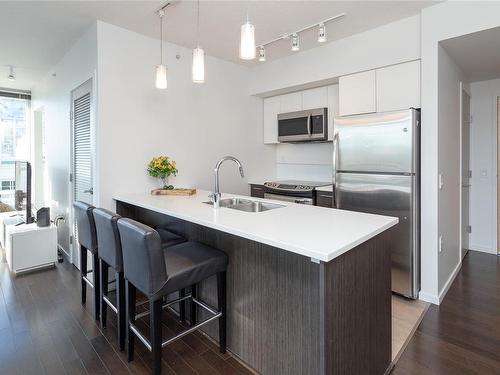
302,87,328,110
263,96,281,144
327,84,339,141
280,92,302,113
376,60,421,112
339,70,377,116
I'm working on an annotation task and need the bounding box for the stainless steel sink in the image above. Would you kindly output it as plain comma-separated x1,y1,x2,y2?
203,198,285,212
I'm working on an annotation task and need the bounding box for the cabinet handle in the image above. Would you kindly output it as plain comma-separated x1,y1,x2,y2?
319,194,332,198
252,187,263,190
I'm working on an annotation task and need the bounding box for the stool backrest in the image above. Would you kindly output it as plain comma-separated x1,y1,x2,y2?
93,208,122,272
73,201,97,252
117,218,167,297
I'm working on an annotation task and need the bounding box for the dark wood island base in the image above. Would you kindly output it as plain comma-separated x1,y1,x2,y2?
117,201,392,375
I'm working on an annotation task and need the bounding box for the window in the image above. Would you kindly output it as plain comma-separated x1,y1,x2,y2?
0,91,30,209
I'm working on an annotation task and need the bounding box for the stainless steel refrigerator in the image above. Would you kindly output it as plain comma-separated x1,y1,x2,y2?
333,109,420,299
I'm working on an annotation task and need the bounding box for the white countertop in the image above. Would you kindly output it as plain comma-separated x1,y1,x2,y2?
114,191,398,263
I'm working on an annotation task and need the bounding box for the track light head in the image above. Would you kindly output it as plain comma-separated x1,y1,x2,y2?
291,33,300,52
7,66,15,81
318,23,327,43
258,46,266,62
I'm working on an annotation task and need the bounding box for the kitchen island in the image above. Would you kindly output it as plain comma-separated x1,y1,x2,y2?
114,191,398,375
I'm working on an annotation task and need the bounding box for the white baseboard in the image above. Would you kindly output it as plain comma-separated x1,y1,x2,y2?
438,261,462,304
468,243,496,254
418,260,462,305
418,291,439,305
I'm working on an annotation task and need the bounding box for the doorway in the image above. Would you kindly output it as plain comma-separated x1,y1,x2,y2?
70,79,94,268
461,85,471,259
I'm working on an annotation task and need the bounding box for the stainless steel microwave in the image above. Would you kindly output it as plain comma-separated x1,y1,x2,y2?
277,107,328,143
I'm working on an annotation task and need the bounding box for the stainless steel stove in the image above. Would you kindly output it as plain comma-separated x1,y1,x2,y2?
263,180,331,205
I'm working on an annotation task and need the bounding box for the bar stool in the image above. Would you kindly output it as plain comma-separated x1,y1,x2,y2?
73,201,100,321
117,218,228,375
92,208,186,351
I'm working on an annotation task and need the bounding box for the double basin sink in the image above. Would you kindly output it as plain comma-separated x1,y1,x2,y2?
204,197,285,213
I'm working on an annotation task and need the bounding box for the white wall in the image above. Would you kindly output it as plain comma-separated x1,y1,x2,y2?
420,1,500,304
437,45,468,292
31,24,97,255
248,15,420,96
96,21,275,209
469,78,500,254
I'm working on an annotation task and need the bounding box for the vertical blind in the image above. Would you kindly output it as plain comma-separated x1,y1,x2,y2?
73,92,92,204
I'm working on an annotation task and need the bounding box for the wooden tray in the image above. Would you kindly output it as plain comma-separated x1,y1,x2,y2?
151,188,196,196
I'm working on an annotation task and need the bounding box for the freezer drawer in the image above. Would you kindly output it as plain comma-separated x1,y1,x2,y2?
335,173,419,298
335,109,419,174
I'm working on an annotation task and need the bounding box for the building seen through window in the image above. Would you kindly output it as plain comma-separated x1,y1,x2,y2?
0,95,29,210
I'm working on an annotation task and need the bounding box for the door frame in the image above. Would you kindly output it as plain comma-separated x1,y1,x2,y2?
497,96,500,254
69,77,97,267
459,82,471,261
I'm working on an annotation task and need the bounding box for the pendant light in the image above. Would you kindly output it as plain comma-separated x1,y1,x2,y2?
239,16,256,60
155,9,167,89
192,0,205,83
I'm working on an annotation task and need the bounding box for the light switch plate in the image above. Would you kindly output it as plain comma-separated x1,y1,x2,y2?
438,173,444,190
439,235,443,253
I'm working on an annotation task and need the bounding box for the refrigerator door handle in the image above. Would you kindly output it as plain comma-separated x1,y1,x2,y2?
332,131,339,208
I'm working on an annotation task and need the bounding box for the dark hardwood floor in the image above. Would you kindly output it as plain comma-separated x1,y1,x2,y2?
393,250,500,375
0,250,254,375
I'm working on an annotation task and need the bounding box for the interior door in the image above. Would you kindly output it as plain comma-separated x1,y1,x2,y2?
70,79,93,267
336,172,419,298
461,88,471,259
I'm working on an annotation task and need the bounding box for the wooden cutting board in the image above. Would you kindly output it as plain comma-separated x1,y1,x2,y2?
151,188,196,196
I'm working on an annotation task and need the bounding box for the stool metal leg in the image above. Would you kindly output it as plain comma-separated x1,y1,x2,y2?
116,271,126,351
217,272,227,354
151,299,163,375
100,259,109,327
126,281,136,362
179,288,186,323
93,253,101,321
80,245,87,305
190,284,197,327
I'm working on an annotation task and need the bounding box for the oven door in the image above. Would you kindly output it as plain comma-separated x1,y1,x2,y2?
264,193,313,205
278,108,327,142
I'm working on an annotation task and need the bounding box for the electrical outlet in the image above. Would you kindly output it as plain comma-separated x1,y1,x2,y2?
438,235,444,253
438,173,444,190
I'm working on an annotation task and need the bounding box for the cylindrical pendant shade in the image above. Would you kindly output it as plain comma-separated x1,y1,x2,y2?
155,64,167,89
239,21,256,60
192,47,205,83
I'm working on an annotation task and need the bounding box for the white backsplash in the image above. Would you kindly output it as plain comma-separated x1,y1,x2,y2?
276,142,333,182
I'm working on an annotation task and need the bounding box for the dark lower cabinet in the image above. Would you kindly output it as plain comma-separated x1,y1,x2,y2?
250,184,265,198
316,191,333,208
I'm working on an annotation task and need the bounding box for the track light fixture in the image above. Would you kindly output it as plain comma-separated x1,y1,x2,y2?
7,66,15,81
258,46,266,62
318,23,327,43
291,34,300,52
255,12,345,62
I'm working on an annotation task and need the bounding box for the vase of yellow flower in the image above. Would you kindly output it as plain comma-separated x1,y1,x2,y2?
147,155,178,190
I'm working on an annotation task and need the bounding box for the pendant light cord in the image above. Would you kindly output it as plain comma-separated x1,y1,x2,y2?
159,12,164,64
196,0,200,47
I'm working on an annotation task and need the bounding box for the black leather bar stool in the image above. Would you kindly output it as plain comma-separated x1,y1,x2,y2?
92,208,185,351
117,218,228,375
73,201,100,321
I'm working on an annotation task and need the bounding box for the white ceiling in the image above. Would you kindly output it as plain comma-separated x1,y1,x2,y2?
0,1,437,91
441,26,500,83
